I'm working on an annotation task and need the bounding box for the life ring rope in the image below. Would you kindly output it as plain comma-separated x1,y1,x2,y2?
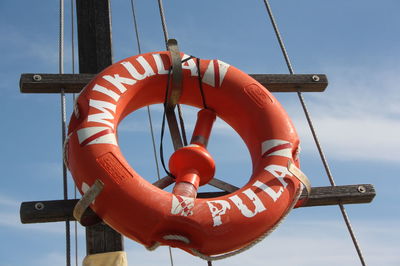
145,183,304,261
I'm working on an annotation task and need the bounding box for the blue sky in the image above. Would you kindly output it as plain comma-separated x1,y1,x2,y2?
0,0,399,265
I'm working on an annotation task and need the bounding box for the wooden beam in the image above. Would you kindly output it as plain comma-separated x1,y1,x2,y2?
20,184,375,224
298,184,376,207
75,0,123,254
152,176,240,193
20,73,328,93
76,0,113,73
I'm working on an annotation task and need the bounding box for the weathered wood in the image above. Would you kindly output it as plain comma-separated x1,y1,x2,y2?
299,184,376,207
76,0,113,73
20,184,375,224
208,178,239,193
20,73,328,93
75,0,123,254
86,223,123,255
251,74,327,92
199,184,376,208
152,176,240,193
20,73,94,93
152,176,175,189
20,199,81,223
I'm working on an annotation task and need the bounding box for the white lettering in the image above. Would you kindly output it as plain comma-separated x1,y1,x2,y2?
87,99,116,129
121,56,155,80
92,84,120,102
265,165,290,188
152,53,169,74
206,200,231,226
252,180,284,202
229,189,266,218
103,74,136,93
182,54,198,76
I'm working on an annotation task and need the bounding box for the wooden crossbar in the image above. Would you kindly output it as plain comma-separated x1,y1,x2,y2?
19,73,328,94
20,184,375,224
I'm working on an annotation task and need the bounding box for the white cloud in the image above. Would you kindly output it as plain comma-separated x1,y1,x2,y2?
0,25,58,66
0,195,18,207
0,208,67,235
295,115,399,162
123,219,400,266
0,193,81,235
286,63,400,162
33,252,66,266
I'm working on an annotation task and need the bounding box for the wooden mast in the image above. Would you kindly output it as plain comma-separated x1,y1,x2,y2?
75,0,123,255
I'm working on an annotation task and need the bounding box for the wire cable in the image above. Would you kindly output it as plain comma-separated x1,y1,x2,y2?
130,1,174,264
196,57,208,109
156,0,188,148
262,1,366,265
156,0,169,48
69,0,78,265
59,0,71,265
130,0,161,180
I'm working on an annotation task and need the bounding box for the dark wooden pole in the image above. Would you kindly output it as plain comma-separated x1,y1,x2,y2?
75,0,123,254
76,0,113,74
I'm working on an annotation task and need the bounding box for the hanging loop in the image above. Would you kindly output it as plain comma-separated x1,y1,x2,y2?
164,39,185,150
166,39,183,108
287,160,311,196
73,179,104,226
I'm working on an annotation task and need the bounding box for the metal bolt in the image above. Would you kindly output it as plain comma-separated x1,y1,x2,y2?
357,185,366,193
34,202,45,210
311,75,320,82
32,74,42,82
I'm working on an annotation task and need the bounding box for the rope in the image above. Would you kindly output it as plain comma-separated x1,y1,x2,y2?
144,176,303,263
156,0,169,48
196,57,208,109
130,1,174,264
69,0,78,265
262,1,366,265
159,55,196,177
156,0,188,147
177,105,188,146
159,70,175,178
59,0,71,265
191,185,303,261
130,0,161,181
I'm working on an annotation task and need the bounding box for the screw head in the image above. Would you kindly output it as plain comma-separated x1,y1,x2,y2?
34,202,45,210
32,74,42,82
312,75,320,82
357,186,366,193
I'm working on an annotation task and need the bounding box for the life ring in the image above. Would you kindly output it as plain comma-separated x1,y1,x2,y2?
65,51,306,257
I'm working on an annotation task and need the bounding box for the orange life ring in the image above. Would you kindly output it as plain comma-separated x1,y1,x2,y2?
65,51,304,257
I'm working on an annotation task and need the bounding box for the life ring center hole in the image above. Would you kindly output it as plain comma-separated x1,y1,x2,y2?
118,104,252,192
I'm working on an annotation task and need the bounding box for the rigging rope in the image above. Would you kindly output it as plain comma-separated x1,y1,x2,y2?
130,0,162,181
156,0,169,48
130,0,174,264
59,0,71,265
262,1,366,265
155,3,209,264
69,0,78,265
156,0,188,147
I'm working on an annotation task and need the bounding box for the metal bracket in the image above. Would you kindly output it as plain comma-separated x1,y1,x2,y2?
165,39,184,150
73,179,104,226
166,39,183,108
